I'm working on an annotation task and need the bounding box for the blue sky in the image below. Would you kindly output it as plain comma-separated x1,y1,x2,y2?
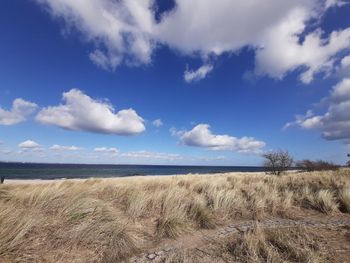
0,0,350,165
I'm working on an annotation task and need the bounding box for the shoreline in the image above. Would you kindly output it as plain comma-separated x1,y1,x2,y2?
2,169,308,185
2,171,270,185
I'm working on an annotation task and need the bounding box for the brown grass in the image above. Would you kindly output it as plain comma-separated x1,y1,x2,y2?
227,227,326,262
1,169,350,262
162,227,338,263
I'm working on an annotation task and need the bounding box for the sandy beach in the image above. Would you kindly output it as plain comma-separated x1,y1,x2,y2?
3,171,270,185
2,168,303,185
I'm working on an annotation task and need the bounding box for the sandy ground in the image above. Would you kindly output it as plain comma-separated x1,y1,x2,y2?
2,171,270,185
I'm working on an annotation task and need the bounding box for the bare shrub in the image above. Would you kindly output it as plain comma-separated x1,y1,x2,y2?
297,159,339,172
263,150,293,175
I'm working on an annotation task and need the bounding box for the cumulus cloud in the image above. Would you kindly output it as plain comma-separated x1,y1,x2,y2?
93,147,119,154
283,110,323,130
152,118,163,127
157,0,350,83
285,78,350,143
338,55,350,77
36,89,145,135
177,124,266,153
255,22,350,83
184,64,213,83
36,0,155,70
36,0,350,83
0,98,38,125
50,144,81,151
18,140,41,149
342,56,350,68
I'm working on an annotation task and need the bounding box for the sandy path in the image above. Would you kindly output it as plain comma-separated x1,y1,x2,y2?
131,216,350,262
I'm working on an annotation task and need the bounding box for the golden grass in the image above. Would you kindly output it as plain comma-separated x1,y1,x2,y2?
226,227,327,263
162,227,334,263
1,169,350,262
339,188,350,213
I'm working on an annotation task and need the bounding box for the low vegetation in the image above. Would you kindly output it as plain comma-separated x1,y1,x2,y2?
226,227,328,263
162,227,340,262
1,169,350,262
297,159,339,172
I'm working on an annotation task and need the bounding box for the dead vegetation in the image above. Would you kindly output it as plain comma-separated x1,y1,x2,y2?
297,159,339,172
163,227,338,263
227,227,327,263
0,169,350,262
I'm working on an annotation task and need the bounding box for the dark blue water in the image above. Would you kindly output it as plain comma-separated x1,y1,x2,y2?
0,162,265,180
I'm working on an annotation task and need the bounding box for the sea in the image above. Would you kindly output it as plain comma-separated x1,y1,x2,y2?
0,162,265,180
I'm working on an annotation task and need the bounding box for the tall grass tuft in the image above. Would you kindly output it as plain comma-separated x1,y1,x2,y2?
338,187,350,213
227,227,325,263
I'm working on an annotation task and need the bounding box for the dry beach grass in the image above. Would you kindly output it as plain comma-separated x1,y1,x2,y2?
1,170,350,262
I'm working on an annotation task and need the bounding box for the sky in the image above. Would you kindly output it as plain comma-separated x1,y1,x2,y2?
0,0,350,165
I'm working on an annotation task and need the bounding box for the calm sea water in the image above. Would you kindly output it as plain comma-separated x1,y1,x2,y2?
0,162,265,180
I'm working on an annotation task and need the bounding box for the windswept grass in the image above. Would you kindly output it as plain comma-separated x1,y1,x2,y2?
163,227,335,263
339,188,350,213
226,227,327,263
0,169,349,262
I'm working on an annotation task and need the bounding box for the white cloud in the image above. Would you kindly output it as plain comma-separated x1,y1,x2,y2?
157,0,350,83
18,140,41,149
93,147,119,154
0,140,3,145
0,98,38,125
156,0,303,54
255,21,350,83
36,0,155,70
178,124,266,153
285,78,350,143
36,89,145,135
338,55,350,77
120,150,183,160
36,0,350,83
0,149,12,155
184,64,213,83
152,118,163,127
170,127,181,137
194,155,227,162
283,110,323,130
342,55,350,68
50,144,81,151
325,0,347,8
89,49,121,71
